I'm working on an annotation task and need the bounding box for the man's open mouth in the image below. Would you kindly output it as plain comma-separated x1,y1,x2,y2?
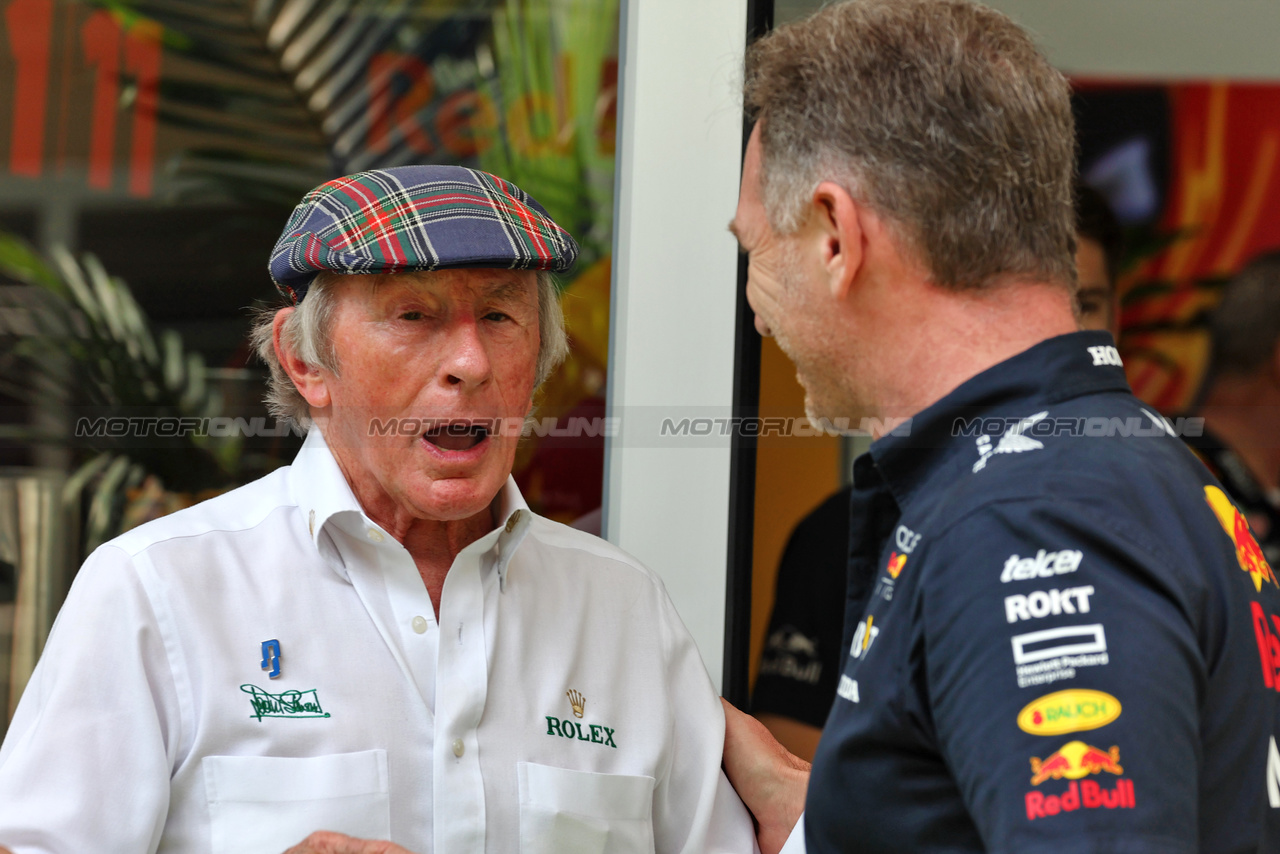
423,422,489,451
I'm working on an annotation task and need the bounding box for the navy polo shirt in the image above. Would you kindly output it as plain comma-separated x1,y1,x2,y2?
805,331,1280,853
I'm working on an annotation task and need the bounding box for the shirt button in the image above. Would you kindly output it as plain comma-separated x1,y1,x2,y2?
366,528,385,543
452,738,465,757
411,615,428,634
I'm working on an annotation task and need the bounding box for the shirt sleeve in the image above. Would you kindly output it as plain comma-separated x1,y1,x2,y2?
650,581,759,854
920,497,1203,854
0,544,179,854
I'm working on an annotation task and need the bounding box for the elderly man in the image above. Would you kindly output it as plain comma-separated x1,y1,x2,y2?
721,2,1280,853
0,166,753,854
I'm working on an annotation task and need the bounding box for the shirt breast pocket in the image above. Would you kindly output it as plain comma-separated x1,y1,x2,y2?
517,762,655,854
202,749,390,854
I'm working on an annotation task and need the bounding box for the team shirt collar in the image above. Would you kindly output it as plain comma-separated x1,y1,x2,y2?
289,427,532,589
864,330,1132,507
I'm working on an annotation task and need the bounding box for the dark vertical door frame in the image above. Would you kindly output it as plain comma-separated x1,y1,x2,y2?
722,0,774,709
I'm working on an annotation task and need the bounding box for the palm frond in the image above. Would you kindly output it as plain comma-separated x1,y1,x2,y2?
0,232,237,551
95,0,618,233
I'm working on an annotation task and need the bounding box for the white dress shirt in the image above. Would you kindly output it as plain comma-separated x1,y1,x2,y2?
0,429,755,854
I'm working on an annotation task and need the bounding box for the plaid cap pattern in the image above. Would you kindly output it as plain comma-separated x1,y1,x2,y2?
269,165,579,302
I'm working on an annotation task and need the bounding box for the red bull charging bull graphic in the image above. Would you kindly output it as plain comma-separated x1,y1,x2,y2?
1205,485,1277,592
1025,740,1135,820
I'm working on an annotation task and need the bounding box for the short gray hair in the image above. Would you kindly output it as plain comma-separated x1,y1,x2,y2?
744,0,1077,291
1209,251,1280,379
251,270,569,428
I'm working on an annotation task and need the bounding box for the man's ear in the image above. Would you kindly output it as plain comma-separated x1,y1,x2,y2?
809,181,866,302
273,308,331,409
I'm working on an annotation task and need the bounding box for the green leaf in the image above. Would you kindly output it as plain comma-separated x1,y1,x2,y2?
62,454,117,508
85,455,133,552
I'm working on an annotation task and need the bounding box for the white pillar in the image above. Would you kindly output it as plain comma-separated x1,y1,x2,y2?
604,0,748,691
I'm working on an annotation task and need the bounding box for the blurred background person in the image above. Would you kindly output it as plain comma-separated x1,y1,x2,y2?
1074,180,1125,337
1185,250,1280,564
749,484,851,760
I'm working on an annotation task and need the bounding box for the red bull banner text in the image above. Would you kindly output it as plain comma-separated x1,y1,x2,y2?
1025,740,1135,821
1025,779,1137,820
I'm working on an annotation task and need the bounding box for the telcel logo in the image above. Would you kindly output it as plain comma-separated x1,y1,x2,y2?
1017,689,1121,736
1001,549,1083,583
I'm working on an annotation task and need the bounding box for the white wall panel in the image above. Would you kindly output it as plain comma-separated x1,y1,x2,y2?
987,0,1280,79
604,0,748,690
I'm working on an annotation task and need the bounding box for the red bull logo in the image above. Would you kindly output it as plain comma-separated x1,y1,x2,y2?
1251,601,1280,691
1026,739,1133,820
1025,779,1136,820
1029,740,1123,785
1205,485,1277,592
887,552,907,580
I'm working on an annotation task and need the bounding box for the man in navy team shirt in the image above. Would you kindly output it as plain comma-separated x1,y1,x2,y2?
722,1,1280,852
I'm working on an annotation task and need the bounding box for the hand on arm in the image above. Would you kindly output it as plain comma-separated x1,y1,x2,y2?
283,831,417,854
721,699,809,854
754,713,823,763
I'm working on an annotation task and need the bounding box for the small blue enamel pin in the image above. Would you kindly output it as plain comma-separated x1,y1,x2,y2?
261,639,281,679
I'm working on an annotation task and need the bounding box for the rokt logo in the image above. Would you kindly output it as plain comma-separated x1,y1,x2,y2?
1004,586,1095,623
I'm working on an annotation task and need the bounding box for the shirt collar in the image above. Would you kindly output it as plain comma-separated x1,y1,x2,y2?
288,427,533,589
864,330,1131,508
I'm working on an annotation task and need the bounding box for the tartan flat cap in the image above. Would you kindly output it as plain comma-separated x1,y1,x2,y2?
269,165,579,302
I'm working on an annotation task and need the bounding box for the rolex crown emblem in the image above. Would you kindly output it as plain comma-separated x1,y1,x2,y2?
566,689,586,718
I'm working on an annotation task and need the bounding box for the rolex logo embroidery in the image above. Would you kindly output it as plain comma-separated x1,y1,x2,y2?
545,689,617,748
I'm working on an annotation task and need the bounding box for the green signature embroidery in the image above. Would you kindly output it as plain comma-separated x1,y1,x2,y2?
240,684,331,721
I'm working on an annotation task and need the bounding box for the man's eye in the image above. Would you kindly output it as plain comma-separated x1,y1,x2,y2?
484,311,510,322
400,311,424,321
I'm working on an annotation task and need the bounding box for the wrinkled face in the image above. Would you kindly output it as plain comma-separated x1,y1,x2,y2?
317,269,540,525
732,125,850,425
1075,236,1117,338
